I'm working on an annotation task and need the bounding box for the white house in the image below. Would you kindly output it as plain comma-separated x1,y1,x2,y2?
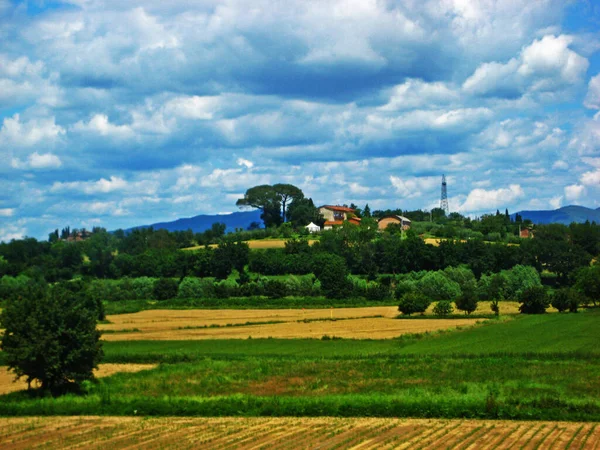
305,222,321,233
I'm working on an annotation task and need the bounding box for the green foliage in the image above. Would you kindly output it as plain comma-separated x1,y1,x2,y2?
177,277,206,298
433,300,454,316
416,271,461,301
394,280,416,299
153,278,179,301
552,288,580,313
312,253,351,299
574,265,600,306
503,265,541,299
443,266,476,290
454,280,478,315
365,282,391,301
519,286,550,314
0,282,102,393
398,292,431,315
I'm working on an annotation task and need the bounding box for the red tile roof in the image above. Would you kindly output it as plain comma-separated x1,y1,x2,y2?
320,205,356,213
324,220,344,226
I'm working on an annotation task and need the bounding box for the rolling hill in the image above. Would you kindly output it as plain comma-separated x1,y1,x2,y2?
513,205,600,224
125,210,263,233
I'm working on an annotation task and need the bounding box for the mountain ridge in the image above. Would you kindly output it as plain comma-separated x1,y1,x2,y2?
123,210,263,233
512,205,600,225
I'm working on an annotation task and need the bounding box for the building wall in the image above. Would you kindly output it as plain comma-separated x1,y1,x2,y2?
319,207,335,221
378,217,401,230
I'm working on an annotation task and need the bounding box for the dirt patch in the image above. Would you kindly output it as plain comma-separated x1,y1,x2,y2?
0,417,597,449
183,239,319,251
0,364,157,395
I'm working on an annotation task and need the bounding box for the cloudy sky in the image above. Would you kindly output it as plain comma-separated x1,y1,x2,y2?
1,0,600,240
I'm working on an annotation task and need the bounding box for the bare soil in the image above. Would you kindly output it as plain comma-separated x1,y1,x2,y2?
0,417,597,449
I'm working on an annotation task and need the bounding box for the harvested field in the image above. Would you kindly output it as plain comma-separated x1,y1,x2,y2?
100,307,480,340
0,364,157,395
0,416,598,449
184,239,318,250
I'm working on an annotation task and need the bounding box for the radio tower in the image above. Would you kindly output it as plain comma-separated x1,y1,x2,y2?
440,175,449,215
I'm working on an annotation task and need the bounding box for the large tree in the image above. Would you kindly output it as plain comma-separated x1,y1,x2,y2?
236,184,306,226
0,282,103,394
273,183,304,222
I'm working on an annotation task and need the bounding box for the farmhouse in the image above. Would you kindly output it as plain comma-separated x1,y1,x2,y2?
378,215,411,231
319,205,361,230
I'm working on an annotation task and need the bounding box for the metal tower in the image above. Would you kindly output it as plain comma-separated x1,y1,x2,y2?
440,175,449,215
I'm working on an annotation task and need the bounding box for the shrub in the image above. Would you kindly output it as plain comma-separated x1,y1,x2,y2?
519,286,550,314
574,265,600,307
153,278,179,301
394,280,416,299
264,279,288,299
312,254,352,299
551,288,580,313
433,300,454,316
454,280,478,315
365,282,391,301
177,277,205,299
0,283,102,394
416,271,461,301
131,277,155,299
398,292,431,316
214,278,239,298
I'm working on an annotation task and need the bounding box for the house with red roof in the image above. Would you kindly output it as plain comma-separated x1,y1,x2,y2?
318,205,360,230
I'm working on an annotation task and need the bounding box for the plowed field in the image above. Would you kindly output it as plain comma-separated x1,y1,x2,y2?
0,417,598,449
100,308,480,340
0,364,157,395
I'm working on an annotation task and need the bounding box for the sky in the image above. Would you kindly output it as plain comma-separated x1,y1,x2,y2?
1,0,600,240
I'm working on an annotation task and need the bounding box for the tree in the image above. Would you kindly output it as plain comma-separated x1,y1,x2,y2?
287,197,322,227
433,300,454,316
0,282,103,393
273,183,304,222
363,204,371,218
455,280,478,315
398,292,431,316
574,265,600,306
519,286,550,314
236,185,282,228
552,288,580,313
416,271,461,301
312,253,352,299
153,278,179,300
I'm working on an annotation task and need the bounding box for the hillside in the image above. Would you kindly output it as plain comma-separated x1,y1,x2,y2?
125,210,262,233
513,205,600,225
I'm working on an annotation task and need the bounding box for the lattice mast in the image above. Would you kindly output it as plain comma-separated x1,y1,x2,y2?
440,174,449,215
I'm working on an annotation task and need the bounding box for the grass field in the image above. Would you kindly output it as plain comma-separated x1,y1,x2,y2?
0,365,157,395
1,310,599,421
0,416,598,449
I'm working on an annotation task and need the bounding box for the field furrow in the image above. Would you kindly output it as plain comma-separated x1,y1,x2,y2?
1,417,600,449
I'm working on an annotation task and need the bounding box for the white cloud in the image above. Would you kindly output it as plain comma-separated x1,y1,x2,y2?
459,184,525,212
50,176,158,195
463,35,588,97
0,225,25,242
564,184,585,202
584,73,600,110
552,160,568,170
0,114,65,147
164,96,220,120
379,79,459,112
237,158,254,169
71,114,134,138
0,208,14,217
549,195,563,209
11,152,62,170
580,170,600,187
389,176,439,199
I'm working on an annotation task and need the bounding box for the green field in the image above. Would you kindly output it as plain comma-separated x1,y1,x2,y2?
1,309,599,421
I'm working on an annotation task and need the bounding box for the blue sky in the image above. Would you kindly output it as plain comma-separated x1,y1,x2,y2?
1,0,600,240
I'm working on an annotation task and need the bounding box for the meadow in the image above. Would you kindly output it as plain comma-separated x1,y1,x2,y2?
1,309,599,422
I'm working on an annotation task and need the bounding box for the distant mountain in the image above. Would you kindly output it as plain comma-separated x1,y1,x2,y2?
124,210,263,233
512,205,600,225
